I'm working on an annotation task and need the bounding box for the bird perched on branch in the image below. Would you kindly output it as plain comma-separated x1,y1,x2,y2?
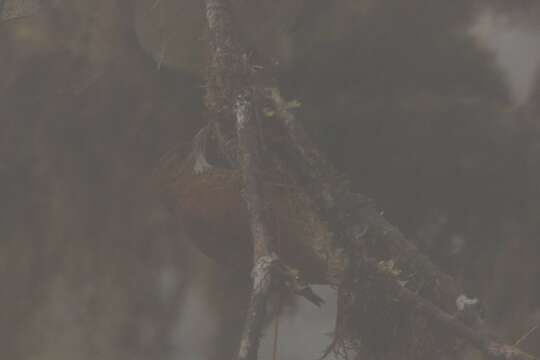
165,151,340,288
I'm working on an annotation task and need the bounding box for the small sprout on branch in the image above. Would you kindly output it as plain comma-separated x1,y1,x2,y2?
397,280,409,287
262,108,275,118
285,99,302,110
377,259,401,277
193,152,212,174
456,294,479,312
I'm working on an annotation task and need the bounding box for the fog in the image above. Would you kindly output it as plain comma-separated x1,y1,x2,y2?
1,1,540,359
472,10,540,105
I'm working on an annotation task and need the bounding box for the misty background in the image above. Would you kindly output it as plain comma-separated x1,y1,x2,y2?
1,1,540,359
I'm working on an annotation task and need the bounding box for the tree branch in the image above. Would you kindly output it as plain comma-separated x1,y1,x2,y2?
268,88,538,360
202,0,538,358
203,2,279,360
268,87,474,316
235,92,278,360
365,257,537,360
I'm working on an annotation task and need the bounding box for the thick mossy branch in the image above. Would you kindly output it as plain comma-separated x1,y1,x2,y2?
203,1,280,360
202,0,537,358
269,86,474,315
271,90,535,360
235,93,275,259
205,0,250,125
268,88,538,360
363,257,537,360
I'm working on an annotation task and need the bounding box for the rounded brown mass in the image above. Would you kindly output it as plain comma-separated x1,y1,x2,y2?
168,166,341,284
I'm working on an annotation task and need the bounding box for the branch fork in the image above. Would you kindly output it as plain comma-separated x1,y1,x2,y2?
201,1,538,359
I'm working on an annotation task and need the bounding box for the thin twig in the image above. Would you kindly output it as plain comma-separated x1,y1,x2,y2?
515,323,540,346
272,294,282,360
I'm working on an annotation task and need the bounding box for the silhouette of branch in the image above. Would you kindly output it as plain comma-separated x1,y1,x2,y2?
202,0,538,358
203,1,279,360
269,88,538,360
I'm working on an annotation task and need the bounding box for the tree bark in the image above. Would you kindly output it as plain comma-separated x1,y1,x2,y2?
204,1,281,359
270,88,538,360
201,1,539,359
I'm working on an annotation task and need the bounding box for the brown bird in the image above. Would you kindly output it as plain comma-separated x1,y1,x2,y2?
169,166,337,285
